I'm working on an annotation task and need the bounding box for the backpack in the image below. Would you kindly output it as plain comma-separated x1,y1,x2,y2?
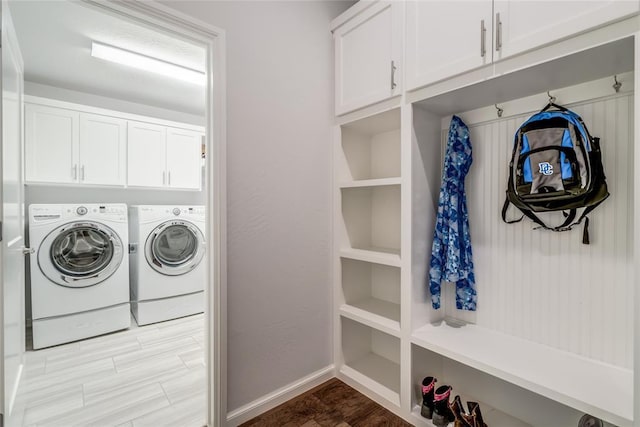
501,102,609,244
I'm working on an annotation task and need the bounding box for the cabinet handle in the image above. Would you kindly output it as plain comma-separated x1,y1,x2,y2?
162,171,166,185
390,60,397,90
495,13,502,52
72,164,77,180
480,19,486,58
168,171,171,186
80,165,85,181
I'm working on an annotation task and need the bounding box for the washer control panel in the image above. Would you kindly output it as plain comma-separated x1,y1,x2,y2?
76,206,88,216
173,208,181,216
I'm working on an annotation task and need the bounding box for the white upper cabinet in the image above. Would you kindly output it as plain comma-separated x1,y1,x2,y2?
166,128,202,190
25,99,204,190
403,0,639,92
127,121,167,188
494,0,639,61
406,1,493,90
79,113,126,186
334,1,402,115
25,103,79,184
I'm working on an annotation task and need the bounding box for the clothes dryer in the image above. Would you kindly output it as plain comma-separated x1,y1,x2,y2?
129,205,205,325
28,204,130,349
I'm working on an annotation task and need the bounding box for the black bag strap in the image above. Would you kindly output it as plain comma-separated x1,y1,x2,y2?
571,199,606,245
501,197,523,224
541,102,568,112
502,194,577,231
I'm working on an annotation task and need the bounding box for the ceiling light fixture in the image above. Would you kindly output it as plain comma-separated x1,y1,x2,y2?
91,41,205,85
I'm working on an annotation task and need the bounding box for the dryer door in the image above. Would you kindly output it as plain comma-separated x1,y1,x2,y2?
145,220,205,276
38,221,124,287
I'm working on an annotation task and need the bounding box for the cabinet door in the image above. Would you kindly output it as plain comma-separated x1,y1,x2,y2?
406,1,493,90
334,1,402,115
166,128,202,190
25,103,78,183
127,121,166,188
494,0,639,60
79,113,126,186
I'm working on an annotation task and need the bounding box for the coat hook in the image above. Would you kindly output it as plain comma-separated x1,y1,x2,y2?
613,75,622,93
547,91,556,103
495,104,503,118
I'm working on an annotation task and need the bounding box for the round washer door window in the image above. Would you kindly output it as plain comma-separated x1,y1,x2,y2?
145,220,205,276
38,222,124,288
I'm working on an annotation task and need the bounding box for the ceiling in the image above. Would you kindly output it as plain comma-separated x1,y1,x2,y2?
9,1,206,117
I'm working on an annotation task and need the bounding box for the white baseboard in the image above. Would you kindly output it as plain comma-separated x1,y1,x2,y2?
226,364,336,427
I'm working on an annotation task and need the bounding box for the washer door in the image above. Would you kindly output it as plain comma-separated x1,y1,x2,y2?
38,221,124,288
145,220,205,276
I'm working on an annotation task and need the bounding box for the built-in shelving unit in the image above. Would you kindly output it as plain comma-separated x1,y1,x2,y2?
333,6,639,427
334,107,404,408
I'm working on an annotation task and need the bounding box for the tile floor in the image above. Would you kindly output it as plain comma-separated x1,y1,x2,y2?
13,314,206,427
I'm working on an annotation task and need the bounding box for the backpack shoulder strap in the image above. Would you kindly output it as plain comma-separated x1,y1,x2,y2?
502,194,577,231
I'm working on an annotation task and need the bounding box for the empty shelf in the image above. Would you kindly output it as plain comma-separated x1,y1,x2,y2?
340,299,400,336
341,353,401,406
340,248,401,267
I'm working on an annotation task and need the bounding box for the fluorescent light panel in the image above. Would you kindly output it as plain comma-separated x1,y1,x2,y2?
91,42,205,85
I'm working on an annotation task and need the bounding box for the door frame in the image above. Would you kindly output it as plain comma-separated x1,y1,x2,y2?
0,0,26,422
80,2,227,426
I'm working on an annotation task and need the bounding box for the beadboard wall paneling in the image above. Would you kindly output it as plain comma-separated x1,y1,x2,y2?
441,94,634,369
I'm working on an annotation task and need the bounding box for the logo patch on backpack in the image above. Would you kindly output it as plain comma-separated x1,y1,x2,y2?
538,162,553,176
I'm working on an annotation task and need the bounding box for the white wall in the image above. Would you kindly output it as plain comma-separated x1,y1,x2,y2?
159,0,353,413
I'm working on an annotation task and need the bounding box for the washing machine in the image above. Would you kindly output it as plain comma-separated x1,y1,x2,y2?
129,205,206,325
28,204,130,349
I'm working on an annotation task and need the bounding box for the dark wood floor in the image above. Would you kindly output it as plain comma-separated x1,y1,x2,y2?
240,378,412,427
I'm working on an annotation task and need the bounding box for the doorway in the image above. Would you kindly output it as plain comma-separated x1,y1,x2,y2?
0,1,225,425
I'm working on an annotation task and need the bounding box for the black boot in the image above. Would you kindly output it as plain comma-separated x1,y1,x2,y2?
420,376,437,418
432,385,454,427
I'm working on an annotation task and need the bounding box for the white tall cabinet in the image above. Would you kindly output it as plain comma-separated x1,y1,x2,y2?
332,2,639,427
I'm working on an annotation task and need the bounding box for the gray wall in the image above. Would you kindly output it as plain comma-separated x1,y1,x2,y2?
25,81,205,126
160,0,353,413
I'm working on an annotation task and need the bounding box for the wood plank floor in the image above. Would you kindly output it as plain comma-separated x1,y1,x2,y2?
241,378,411,427
13,314,206,427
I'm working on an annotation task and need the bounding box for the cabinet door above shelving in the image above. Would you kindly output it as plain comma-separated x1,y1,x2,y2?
79,113,126,186
334,1,402,115
127,121,166,188
494,0,639,61
406,1,493,91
